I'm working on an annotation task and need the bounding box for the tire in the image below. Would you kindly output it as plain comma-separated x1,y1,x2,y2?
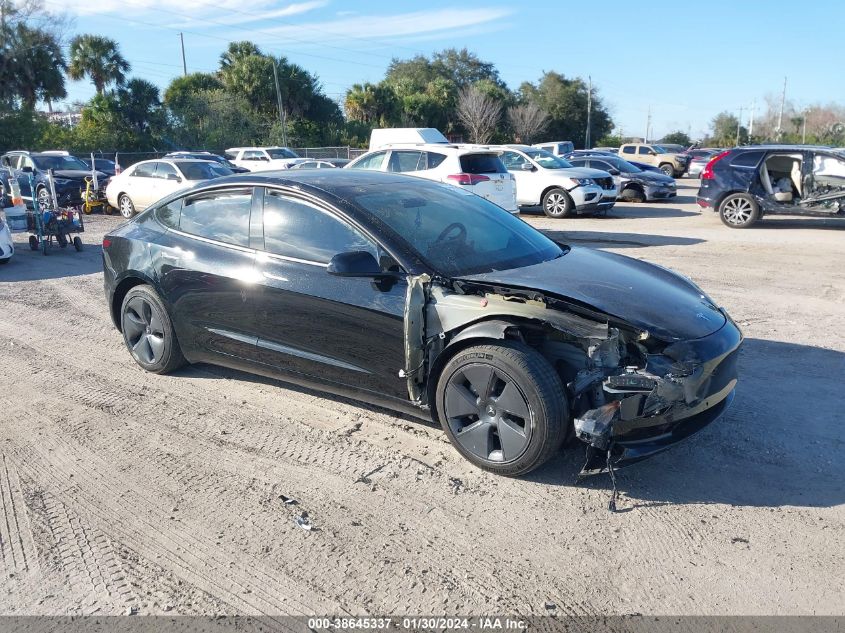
619,186,645,203
56,232,68,248
719,192,760,228
73,236,82,252
434,342,568,476
28,236,39,251
0,257,9,265
541,188,574,218
658,163,675,177
118,194,136,219
120,285,186,374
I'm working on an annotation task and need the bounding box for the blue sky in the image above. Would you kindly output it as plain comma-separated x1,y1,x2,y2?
49,0,845,140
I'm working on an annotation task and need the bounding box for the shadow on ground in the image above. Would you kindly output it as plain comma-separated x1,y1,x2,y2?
0,235,103,281
529,337,845,509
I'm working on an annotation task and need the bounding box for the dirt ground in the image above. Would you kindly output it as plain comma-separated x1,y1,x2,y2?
0,180,842,617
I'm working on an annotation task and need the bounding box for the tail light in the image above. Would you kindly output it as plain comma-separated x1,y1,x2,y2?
102,237,112,249
447,173,490,186
701,151,730,180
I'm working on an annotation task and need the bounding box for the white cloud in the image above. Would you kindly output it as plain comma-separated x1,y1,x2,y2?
56,0,321,17
257,7,513,43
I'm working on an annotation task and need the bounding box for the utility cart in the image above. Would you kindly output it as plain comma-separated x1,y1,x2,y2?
25,172,85,255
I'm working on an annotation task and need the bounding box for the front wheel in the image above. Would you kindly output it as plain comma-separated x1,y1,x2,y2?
541,188,574,218
73,236,83,251
719,193,760,228
120,285,186,374
435,342,568,476
118,194,136,219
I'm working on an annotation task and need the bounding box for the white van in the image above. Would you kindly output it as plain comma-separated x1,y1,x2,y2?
369,128,449,150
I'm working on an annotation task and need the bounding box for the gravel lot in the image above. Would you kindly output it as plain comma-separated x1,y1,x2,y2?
0,179,842,617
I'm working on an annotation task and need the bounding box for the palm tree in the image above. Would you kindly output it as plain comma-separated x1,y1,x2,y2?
7,23,67,110
68,35,130,95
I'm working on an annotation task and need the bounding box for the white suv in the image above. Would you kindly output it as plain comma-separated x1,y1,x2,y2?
225,147,307,171
345,144,518,213
497,145,617,217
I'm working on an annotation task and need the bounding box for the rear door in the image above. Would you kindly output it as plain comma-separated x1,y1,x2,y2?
459,153,515,211
155,187,259,362
251,188,408,398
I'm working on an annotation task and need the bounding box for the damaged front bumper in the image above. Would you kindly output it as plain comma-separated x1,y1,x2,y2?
576,315,742,475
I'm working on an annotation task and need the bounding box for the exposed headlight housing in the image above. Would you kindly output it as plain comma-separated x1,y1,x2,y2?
567,177,594,187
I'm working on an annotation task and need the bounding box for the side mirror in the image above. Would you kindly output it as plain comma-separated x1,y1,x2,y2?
259,156,270,161
327,251,386,277
167,174,181,182
519,163,534,171
21,166,33,173
608,168,620,176
649,150,657,156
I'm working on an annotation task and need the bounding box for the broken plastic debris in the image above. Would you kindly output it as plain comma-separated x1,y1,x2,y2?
573,401,619,450
295,512,312,531
279,495,297,505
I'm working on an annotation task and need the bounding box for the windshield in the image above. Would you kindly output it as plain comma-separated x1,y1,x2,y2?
650,146,667,154
33,155,90,171
522,149,573,169
266,148,299,159
175,161,232,180
350,181,563,276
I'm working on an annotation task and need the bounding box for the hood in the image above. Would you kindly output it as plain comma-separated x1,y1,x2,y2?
636,171,675,185
53,169,106,180
458,246,725,342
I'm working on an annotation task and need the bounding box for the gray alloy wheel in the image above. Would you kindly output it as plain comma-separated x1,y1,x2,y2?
719,193,760,228
542,188,574,218
659,163,675,177
123,295,166,366
444,363,533,464
120,285,186,374
118,194,135,218
435,342,567,476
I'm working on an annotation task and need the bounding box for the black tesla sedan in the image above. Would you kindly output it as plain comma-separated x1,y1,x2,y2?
103,171,742,476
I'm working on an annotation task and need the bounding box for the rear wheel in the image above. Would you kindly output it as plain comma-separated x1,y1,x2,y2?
120,285,186,374
118,194,135,219
28,236,39,251
659,163,675,177
73,236,82,251
719,193,760,228
542,188,574,218
435,342,568,476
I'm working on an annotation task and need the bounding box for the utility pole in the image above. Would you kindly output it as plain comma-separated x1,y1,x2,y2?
179,33,187,76
272,60,288,146
749,100,755,138
802,110,807,144
585,75,592,149
736,105,743,146
777,76,787,140
645,106,651,143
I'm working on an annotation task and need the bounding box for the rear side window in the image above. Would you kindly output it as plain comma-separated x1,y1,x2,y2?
262,191,376,264
155,198,182,229
179,188,252,247
621,146,635,155
730,151,764,167
133,163,156,177
568,159,586,167
460,154,506,174
426,152,447,169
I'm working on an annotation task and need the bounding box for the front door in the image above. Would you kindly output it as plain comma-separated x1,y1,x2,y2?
251,188,407,399
500,150,538,206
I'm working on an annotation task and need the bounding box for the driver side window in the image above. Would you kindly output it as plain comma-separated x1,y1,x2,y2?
262,191,378,264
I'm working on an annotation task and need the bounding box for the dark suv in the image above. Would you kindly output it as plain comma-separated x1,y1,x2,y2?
0,151,105,208
697,145,845,228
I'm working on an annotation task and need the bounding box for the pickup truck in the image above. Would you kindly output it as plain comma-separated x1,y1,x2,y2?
618,143,689,177
224,147,307,171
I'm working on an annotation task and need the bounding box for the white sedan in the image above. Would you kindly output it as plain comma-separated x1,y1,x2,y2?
106,159,232,218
